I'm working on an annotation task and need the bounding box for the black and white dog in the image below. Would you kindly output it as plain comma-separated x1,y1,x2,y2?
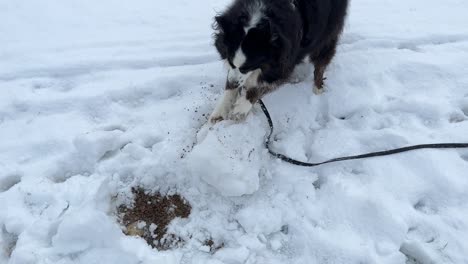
209,0,349,123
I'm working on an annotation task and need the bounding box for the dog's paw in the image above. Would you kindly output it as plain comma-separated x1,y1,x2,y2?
229,112,248,121
209,108,228,123
209,115,225,124
313,86,325,95
209,105,229,123
313,76,326,95
229,97,253,121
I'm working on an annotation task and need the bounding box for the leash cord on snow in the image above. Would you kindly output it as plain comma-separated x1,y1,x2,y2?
258,99,468,167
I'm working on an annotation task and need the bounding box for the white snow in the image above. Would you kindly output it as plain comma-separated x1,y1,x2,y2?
188,119,265,197
1,0,468,263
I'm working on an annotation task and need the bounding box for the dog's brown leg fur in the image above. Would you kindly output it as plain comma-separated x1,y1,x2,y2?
310,38,338,94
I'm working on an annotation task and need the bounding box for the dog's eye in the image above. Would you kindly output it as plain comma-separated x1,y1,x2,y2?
238,14,248,25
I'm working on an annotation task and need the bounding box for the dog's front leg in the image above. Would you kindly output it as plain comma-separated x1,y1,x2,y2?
209,88,238,123
209,69,244,123
229,70,261,121
230,88,256,121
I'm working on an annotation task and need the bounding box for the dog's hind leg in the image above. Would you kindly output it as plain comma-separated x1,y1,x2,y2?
310,38,338,95
289,59,312,84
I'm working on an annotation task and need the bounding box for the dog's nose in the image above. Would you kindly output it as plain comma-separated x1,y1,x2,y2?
239,67,249,74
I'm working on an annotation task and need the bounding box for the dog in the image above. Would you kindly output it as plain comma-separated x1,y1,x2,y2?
209,0,348,123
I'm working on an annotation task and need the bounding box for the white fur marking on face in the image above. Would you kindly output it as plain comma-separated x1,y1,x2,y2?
233,48,246,68
245,1,265,31
245,11,262,31
228,68,242,83
228,67,253,86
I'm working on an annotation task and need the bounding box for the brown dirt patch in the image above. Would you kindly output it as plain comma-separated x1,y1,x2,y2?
118,188,191,250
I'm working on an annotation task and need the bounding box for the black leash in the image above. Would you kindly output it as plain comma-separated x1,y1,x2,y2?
258,99,468,167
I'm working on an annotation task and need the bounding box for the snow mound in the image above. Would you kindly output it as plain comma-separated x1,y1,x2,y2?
188,115,267,196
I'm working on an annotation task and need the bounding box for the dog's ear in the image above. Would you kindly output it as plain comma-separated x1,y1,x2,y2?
267,21,282,48
214,15,228,32
270,32,281,47
213,15,229,59
265,19,291,68
258,18,281,48
256,18,270,33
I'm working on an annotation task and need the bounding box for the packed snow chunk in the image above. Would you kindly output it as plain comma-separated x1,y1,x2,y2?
77,248,139,264
400,241,438,264
0,170,22,192
188,116,267,196
214,246,250,264
235,203,283,235
73,130,127,164
52,209,122,255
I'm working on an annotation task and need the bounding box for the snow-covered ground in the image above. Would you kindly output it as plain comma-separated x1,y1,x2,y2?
1,0,468,263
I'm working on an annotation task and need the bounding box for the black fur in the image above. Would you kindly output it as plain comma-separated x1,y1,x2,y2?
214,0,349,96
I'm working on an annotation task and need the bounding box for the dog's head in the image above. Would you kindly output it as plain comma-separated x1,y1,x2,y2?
213,12,286,76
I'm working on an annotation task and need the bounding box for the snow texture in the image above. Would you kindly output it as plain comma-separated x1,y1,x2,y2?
1,0,468,263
